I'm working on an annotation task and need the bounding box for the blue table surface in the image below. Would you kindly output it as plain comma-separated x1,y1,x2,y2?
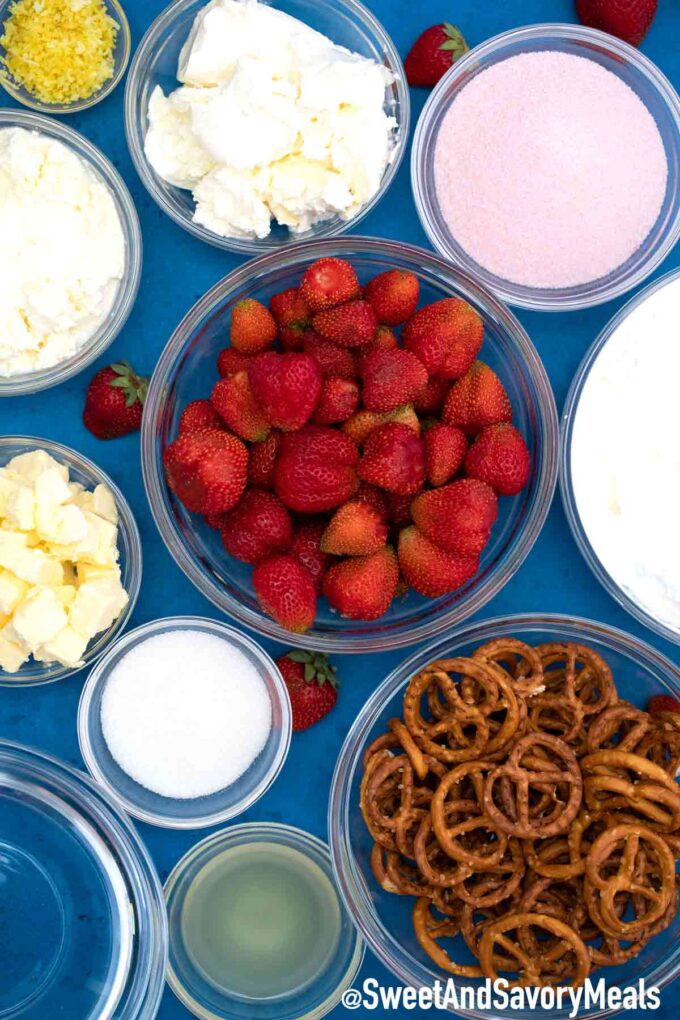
3,0,680,1016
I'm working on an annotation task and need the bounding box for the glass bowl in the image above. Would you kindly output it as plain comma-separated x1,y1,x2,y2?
561,266,680,645
78,616,292,829
124,0,408,254
141,236,559,654
0,109,142,396
412,24,680,312
0,0,131,113
0,739,167,1019
0,436,142,688
165,822,364,1020
328,612,680,1018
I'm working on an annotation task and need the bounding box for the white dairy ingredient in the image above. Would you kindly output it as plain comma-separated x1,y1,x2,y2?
100,629,273,799
571,274,680,632
144,0,397,239
0,128,125,378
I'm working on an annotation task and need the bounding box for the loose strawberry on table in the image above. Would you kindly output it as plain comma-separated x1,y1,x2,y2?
276,650,338,732
405,22,469,88
83,361,149,439
164,255,533,635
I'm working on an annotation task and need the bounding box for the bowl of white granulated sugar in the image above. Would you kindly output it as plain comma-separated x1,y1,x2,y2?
77,615,291,828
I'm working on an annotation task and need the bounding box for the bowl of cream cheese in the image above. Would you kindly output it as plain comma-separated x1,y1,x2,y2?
124,0,408,253
0,110,142,396
562,266,680,644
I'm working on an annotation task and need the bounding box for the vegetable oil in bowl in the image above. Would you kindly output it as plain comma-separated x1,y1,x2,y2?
179,841,342,1000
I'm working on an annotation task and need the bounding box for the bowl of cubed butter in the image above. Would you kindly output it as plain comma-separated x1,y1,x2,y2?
0,437,141,687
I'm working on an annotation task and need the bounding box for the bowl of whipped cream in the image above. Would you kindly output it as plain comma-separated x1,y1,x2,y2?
561,266,680,644
0,110,142,396
124,0,408,253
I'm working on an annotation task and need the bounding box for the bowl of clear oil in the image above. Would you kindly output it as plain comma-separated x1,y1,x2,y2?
164,822,363,1020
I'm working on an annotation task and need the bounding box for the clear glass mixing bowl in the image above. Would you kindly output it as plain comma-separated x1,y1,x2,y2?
329,613,680,1018
0,436,142,688
141,237,558,654
125,0,408,254
0,740,167,1019
412,24,680,312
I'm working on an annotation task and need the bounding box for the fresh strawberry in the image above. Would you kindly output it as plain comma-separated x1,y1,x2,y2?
424,423,468,486
321,500,388,556
323,547,399,621
372,325,399,351
269,288,311,350
248,352,323,431
302,332,358,379
313,300,378,349
248,430,281,490
398,526,478,597
343,405,420,446
405,22,469,88
276,650,338,731
359,423,426,496
413,376,450,415
211,373,270,442
221,490,292,564
313,377,360,425
300,257,360,312
403,298,483,379
253,554,317,633
443,361,512,435
575,0,657,45
648,694,680,715
179,399,224,435
464,424,531,496
364,269,420,325
82,361,148,439
411,478,498,557
164,428,248,515
274,426,359,513
217,347,252,378
204,513,225,530
354,483,389,519
290,520,330,591
386,491,413,528
230,298,277,354
361,348,428,413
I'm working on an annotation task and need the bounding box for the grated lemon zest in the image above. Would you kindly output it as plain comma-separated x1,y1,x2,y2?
0,0,119,105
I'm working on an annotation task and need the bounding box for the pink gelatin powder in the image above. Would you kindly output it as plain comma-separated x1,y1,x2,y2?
433,51,668,290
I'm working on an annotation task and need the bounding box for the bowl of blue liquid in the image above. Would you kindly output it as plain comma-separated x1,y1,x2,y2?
165,823,363,1020
0,740,167,1019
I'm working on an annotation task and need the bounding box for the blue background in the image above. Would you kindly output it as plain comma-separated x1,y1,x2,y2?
3,0,680,1016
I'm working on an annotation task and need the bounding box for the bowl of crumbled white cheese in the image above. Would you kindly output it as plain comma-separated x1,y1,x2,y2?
124,0,408,252
0,110,142,395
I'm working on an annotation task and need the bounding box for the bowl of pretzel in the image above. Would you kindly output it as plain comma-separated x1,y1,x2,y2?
329,613,680,1014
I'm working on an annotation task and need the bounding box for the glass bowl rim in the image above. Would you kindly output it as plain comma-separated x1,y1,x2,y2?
0,108,142,395
560,264,680,645
164,821,365,1020
77,614,293,829
140,235,559,654
123,0,410,255
328,610,680,1018
0,737,168,1020
0,434,142,688
411,22,680,313
0,0,131,114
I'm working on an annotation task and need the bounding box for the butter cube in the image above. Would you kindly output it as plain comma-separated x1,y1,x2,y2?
0,635,28,673
69,578,128,640
0,570,29,615
75,512,119,567
34,466,72,508
91,484,118,524
7,451,68,483
0,532,63,586
76,562,121,584
36,626,88,669
3,482,35,531
12,588,68,650
55,585,77,608
35,502,88,546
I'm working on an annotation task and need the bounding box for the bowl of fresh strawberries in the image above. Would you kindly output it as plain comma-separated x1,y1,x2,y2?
141,238,558,652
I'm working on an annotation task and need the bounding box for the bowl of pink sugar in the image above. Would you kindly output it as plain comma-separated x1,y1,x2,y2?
412,24,680,312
